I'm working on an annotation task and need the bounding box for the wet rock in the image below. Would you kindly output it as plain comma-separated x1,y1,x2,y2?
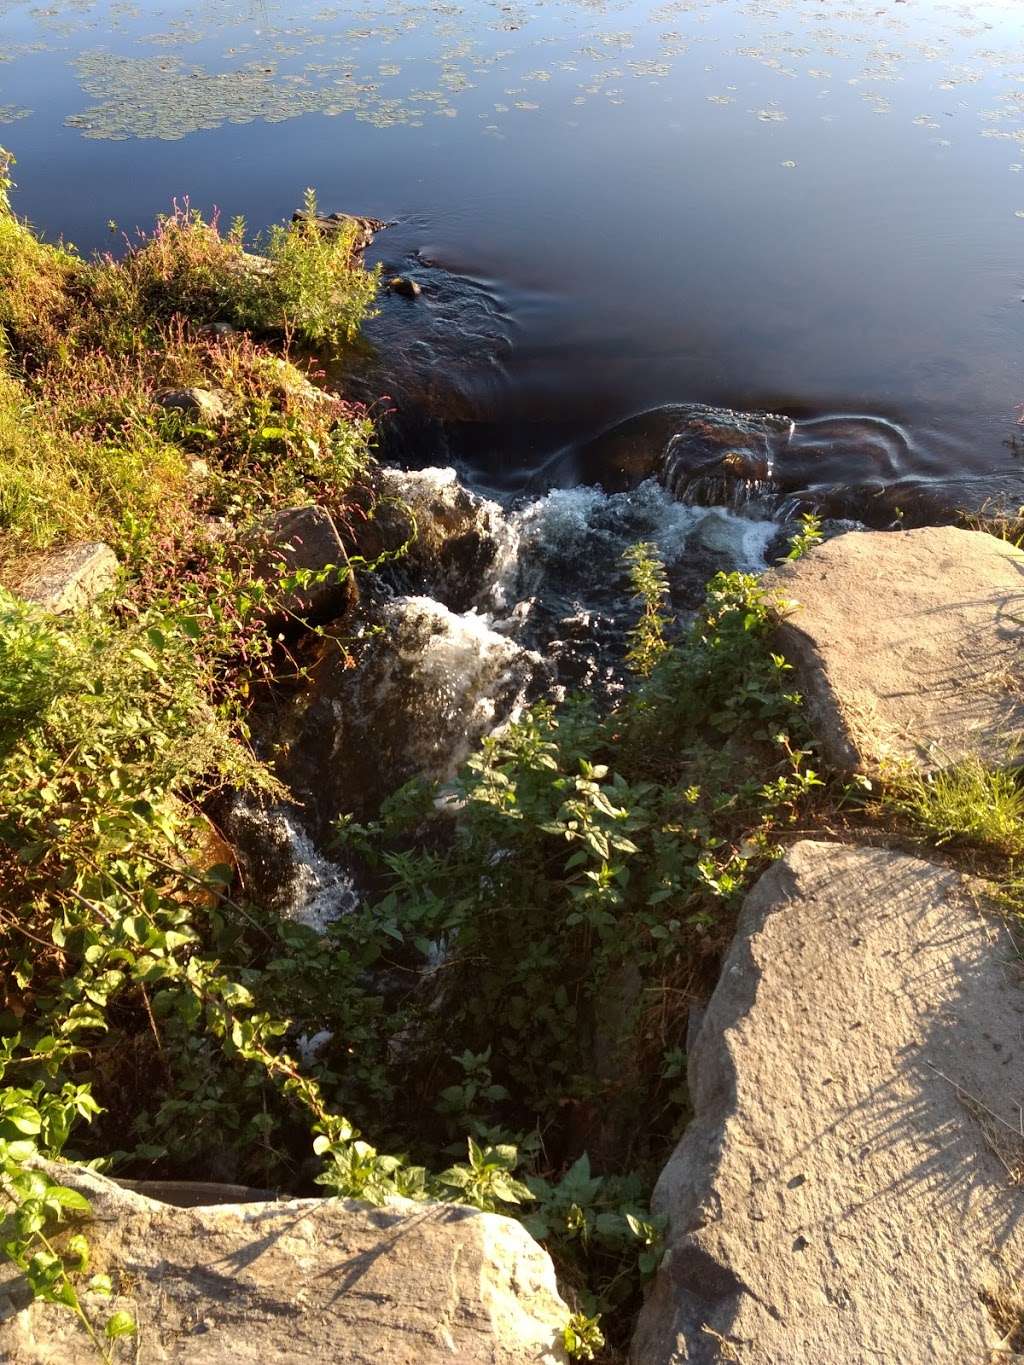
3,1163,570,1364
387,275,423,298
350,466,513,613
658,404,792,501
157,386,235,423
291,209,387,255
198,321,237,339
763,525,1024,773
278,595,545,832
222,799,358,933
12,541,118,613
632,841,1024,1365
559,404,793,495
247,505,358,625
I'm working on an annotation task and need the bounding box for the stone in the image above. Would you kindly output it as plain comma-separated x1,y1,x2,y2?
387,275,423,298
248,505,358,624
13,541,118,613
291,210,387,256
277,594,544,833
0,1163,570,1363
632,840,1024,1365
371,466,513,613
157,387,234,424
763,525,1024,773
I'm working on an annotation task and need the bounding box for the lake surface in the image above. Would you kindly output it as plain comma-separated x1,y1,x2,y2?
3,0,1024,494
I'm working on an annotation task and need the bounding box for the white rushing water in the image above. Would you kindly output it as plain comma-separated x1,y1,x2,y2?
227,801,360,933
265,473,785,930
506,478,779,584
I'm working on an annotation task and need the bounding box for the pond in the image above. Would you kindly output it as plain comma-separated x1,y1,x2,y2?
3,0,1024,496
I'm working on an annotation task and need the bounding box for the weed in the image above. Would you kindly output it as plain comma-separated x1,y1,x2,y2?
881,759,1024,858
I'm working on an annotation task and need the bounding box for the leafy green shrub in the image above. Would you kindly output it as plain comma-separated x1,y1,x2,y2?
236,189,381,345
92,191,378,348
325,564,820,1333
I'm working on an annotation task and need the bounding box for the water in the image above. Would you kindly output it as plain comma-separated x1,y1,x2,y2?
4,0,1024,494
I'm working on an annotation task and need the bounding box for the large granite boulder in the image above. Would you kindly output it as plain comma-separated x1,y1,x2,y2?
0,1164,570,1363
764,525,1024,773
632,840,1024,1364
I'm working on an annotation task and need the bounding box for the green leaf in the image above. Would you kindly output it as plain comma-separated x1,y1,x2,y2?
105,1311,137,1340
127,648,160,673
50,1186,91,1214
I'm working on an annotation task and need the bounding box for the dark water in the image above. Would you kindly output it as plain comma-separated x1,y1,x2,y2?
4,0,1024,497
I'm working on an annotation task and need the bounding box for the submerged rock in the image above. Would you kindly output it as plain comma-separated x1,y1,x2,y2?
3,1163,570,1364
278,595,545,832
764,525,1024,773
557,402,1024,528
12,540,118,613
632,841,1024,1365
387,275,423,298
557,404,792,495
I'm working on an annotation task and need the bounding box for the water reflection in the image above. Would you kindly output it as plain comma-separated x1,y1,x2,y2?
2,0,1024,491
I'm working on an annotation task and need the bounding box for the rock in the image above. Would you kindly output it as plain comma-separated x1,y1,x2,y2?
222,798,359,932
247,505,358,624
351,466,514,614
763,525,1024,773
157,387,234,423
277,595,544,832
0,1163,570,1364
291,209,387,256
633,840,1024,1365
559,404,793,495
12,541,118,613
387,275,423,298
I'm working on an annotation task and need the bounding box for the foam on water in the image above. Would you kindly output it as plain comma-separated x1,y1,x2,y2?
227,801,360,934
503,477,779,593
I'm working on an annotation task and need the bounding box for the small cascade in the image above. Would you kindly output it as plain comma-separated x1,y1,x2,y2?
657,406,795,512
225,801,359,934
382,594,545,776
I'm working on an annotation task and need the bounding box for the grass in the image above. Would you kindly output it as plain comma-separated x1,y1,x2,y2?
879,758,1024,859
0,151,376,572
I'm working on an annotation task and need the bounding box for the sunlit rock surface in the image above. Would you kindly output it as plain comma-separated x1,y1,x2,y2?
0,1164,570,1364
633,841,1024,1365
764,525,1024,773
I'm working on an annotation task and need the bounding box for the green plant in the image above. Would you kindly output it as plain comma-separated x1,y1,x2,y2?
0,1041,134,1362
623,541,671,675
238,189,380,345
564,1311,606,1360
782,511,823,561
881,758,1024,857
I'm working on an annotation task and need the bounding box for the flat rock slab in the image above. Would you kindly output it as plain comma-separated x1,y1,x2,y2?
632,841,1024,1365
763,525,1024,772
13,541,118,613
0,1167,569,1364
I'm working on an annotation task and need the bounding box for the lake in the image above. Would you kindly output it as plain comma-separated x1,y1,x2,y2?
3,0,1024,496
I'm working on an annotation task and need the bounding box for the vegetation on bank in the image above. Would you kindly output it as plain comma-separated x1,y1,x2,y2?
10,143,1022,1363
